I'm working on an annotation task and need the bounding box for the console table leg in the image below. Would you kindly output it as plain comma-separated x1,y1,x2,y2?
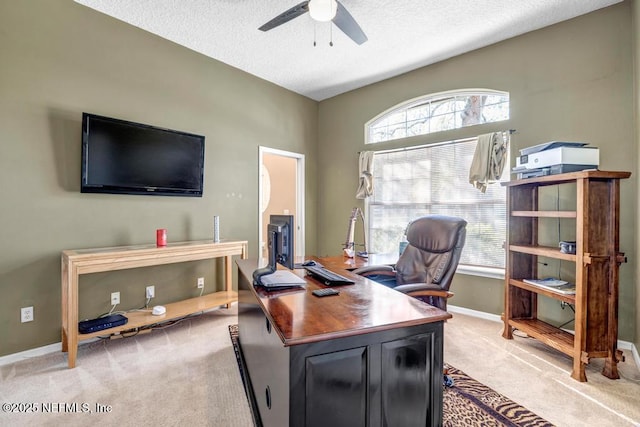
61,329,68,352
67,344,77,369
225,255,232,308
61,258,70,353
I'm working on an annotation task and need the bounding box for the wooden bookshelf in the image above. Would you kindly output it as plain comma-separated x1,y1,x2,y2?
502,170,630,382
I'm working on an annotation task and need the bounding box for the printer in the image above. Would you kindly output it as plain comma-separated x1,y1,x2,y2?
513,141,599,179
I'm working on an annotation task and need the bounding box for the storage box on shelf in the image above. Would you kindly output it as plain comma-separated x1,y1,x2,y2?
501,170,630,382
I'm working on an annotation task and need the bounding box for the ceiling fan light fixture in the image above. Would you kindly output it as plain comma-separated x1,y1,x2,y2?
309,0,338,22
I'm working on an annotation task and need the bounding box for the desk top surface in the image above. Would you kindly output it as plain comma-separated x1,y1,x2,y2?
237,256,451,346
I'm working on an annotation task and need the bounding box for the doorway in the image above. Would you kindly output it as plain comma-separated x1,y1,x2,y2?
259,146,305,261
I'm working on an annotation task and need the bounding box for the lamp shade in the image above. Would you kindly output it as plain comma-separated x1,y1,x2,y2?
309,0,338,22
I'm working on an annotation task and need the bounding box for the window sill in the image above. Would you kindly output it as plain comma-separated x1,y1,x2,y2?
456,265,504,280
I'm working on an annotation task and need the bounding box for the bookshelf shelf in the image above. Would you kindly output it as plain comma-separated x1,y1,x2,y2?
507,318,575,356
508,244,576,262
509,279,575,304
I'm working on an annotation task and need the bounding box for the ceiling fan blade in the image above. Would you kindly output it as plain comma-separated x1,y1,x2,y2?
259,1,310,32
333,1,367,45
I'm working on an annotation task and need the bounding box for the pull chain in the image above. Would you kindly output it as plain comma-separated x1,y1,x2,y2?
329,23,333,47
312,22,334,47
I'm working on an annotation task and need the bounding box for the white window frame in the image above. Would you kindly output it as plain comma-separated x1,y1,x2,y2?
365,89,509,145
363,89,510,279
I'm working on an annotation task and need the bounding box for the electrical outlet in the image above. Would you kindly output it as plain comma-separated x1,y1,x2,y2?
21,306,34,323
146,285,155,299
197,277,205,289
111,291,120,305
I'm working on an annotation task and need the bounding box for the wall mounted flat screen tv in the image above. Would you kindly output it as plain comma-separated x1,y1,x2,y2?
81,113,205,197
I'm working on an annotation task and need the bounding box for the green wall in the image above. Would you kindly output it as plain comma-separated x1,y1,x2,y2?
633,0,640,354
1,0,637,357
316,2,637,341
0,0,318,356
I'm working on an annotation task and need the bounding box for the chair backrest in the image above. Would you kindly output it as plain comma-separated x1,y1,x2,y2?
395,215,467,295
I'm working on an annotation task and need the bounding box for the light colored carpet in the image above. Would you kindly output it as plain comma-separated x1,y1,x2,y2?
445,310,640,427
1,304,638,427
0,305,253,427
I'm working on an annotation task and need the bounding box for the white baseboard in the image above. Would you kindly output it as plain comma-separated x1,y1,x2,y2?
0,342,61,366
0,305,233,367
0,305,492,367
3,305,639,372
632,342,640,371
448,304,639,371
448,304,502,323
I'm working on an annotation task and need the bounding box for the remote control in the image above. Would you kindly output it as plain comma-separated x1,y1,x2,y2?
312,288,340,297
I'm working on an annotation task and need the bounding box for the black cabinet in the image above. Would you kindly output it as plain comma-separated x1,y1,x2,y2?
295,333,440,427
239,288,443,427
304,347,368,427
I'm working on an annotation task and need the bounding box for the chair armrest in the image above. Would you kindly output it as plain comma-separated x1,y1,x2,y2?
352,265,395,275
394,283,454,299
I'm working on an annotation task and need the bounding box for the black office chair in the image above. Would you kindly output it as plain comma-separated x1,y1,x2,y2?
353,215,467,311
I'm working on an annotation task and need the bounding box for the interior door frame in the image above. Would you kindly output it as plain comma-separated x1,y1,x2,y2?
258,146,305,260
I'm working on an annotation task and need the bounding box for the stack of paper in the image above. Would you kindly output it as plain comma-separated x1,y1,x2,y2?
523,278,568,287
523,278,576,294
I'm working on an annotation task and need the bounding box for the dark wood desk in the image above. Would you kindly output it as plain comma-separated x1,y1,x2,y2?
312,253,398,271
237,257,451,427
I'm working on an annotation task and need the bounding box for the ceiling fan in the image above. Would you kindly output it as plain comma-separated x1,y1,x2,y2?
258,0,367,45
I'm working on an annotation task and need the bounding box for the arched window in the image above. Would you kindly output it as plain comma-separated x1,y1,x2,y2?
366,89,509,144
364,89,510,276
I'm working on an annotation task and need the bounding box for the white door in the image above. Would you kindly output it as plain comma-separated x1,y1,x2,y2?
259,147,305,262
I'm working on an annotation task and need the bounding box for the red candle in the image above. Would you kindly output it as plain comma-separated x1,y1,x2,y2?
156,229,167,247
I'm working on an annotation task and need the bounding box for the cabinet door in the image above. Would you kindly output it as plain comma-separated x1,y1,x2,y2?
238,291,290,427
305,347,368,427
380,333,438,427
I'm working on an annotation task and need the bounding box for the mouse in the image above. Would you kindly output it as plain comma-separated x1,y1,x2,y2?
152,305,166,316
302,260,317,267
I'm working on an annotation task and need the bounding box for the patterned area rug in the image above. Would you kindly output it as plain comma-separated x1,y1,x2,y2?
228,325,553,427
443,364,553,427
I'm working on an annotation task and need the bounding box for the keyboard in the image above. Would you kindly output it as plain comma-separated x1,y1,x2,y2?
303,265,355,286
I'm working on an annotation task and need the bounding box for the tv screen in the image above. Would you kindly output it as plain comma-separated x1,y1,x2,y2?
81,113,205,197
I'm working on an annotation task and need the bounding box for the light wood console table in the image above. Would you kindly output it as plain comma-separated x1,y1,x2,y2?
61,240,247,368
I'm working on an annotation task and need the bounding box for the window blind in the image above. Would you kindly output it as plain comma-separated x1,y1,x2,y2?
368,138,507,268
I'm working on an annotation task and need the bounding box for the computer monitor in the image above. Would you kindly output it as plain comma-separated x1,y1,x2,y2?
253,214,295,285
269,214,295,270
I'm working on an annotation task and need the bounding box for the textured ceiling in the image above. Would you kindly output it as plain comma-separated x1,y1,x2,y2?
75,0,622,101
